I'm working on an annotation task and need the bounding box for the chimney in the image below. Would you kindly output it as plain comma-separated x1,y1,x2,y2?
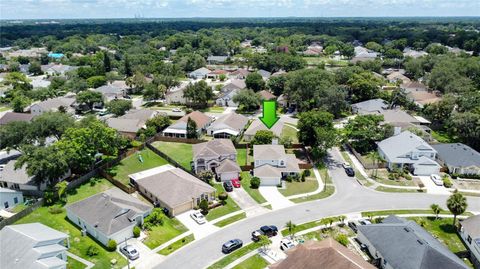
272,138,278,145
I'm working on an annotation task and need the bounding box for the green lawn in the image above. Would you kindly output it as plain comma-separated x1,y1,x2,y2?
202,106,225,113
281,216,343,236
143,217,188,249
157,234,195,255
0,105,10,112
278,173,318,197
66,177,115,204
236,148,247,166
108,148,168,185
152,141,193,171
67,257,86,269
281,125,299,143
207,242,262,269
206,183,242,221
240,172,267,204
431,130,457,143
375,186,424,193
290,185,335,203
232,254,268,269
361,209,473,218
215,212,247,227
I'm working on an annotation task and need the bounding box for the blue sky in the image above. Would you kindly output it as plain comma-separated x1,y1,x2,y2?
1,0,479,19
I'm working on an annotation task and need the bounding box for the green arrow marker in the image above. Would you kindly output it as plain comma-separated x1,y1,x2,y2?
260,100,280,129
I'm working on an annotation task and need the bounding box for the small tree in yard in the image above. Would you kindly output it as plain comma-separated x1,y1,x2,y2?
186,117,198,139
218,192,228,205
86,245,99,256
252,130,274,145
286,220,297,239
250,176,261,189
106,239,117,251
338,215,346,226
430,204,441,220
258,235,271,252
199,199,209,215
133,226,141,238
447,190,467,225
335,234,349,246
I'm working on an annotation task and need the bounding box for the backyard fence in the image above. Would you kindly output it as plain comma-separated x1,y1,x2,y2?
151,135,207,144
0,198,44,230
344,144,387,170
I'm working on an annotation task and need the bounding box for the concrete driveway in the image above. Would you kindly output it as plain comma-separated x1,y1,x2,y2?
259,186,294,210
118,237,160,269
229,187,269,217
417,176,450,195
176,210,219,240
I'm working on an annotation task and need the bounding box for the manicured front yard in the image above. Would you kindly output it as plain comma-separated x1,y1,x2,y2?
290,185,335,203
206,183,242,221
240,172,267,204
108,148,168,185
374,186,424,193
278,172,318,197
67,257,86,269
236,148,247,166
409,217,467,253
361,209,473,218
372,169,417,186
152,141,193,171
157,234,195,255
281,125,299,143
281,216,343,236
143,217,188,249
232,254,268,269
214,212,246,227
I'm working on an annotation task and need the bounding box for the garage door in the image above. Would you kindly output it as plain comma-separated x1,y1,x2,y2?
260,177,280,186
414,165,440,176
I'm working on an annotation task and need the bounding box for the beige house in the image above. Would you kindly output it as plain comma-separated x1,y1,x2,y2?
243,118,284,141
253,144,300,186
163,111,212,138
206,112,248,138
193,139,241,181
130,165,216,216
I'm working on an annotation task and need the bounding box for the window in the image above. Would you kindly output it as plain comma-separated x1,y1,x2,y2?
13,184,20,190
468,236,472,244
14,197,18,204
4,202,9,208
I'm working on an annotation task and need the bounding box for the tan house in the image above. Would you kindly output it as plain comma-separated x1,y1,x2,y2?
162,111,211,138
253,144,300,186
129,164,216,216
243,118,284,141
206,112,248,138
387,71,411,84
106,109,160,138
192,139,241,181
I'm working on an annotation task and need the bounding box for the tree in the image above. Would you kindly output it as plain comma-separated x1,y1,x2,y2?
365,41,383,52
76,91,103,111
86,75,107,88
347,71,383,103
186,117,198,139
103,52,111,73
430,204,441,220
285,221,297,239
250,177,261,189
267,75,287,96
126,71,147,94
258,235,271,252
65,77,88,93
245,73,265,92
133,226,141,238
30,112,75,140
447,191,467,225
106,240,117,251
344,114,392,154
218,192,228,205
339,215,346,225
0,121,31,150
106,99,132,116
55,181,68,203
252,130,274,145
232,89,261,112
145,114,171,132
28,61,43,75
4,72,32,93
297,111,337,160
183,80,213,109
11,94,31,112
199,199,209,215
153,75,180,89
124,56,133,77
367,151,384,178
143,83,166,101
335,234,349,246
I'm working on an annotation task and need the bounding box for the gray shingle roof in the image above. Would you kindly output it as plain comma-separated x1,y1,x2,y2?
351,98,388,113
377,131,436,163
244,118,283,137
0,112,35,125
432,143,480,168
192,139,236,159
358,215,469,269
216,159,241,173
254,144,286,160
207,113,248,135
106,118,144,133
461,215,480,241
0,160,33,185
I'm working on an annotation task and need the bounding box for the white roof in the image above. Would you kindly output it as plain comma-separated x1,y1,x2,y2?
213,129,239,136
129,164,176,181
413,115,431,124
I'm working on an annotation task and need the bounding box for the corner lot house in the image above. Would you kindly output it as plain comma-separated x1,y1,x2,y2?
0,223,69,269
270,238,375,269
253,144,300,186
377,131,440,175
357,215,469,269
0,187,23,210
29,96,76,115
192,139,241,181
206,112,248,138
432,143,480,176
163,111,211,138
66,188,152,246
129,164,216,216
243,118,284,142
459,214,480,269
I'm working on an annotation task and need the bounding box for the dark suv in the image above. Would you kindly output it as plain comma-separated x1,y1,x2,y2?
252,225,278,241
223,181,233,192
222,239,243,254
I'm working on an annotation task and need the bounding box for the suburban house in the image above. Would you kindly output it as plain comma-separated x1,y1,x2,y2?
401,81,427,93
216,79,246,107
162,111,211,138
107,109,160,138
253,144,300,186
206,69,229,80
403,48,428,58
0,223,70,269
270,238,375,269
258,90,276,100
0,160,48,192
243,118,284,142
387,71,411,84
351,98,388,114
0,187,23,210
165,83,188,104
207,55,228,64
257,69,272,80
351,46,378,63
0,112,35,126
93,84,126,102
229,69,250,79
30,75,52,89
66,188,152,246
206,112,248,138
406,91,441,108
377,131,440,175
459,214,480,269
357,215,469,269
432,143,480,176
129,164,216,216
29,95,76,115
189,67,211,79
4,47,48,59
41,64,77,76
302,45,323,56
192,139,241,181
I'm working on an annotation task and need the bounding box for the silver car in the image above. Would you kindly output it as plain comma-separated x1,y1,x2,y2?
120,245,140,260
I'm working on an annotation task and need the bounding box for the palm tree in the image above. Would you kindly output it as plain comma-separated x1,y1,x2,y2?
339,215,346,226
430,204,441,220
286,221,297,239
447,190,468,225
367,151,383,178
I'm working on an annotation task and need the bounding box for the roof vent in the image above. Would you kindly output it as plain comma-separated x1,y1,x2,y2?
404,227,412,232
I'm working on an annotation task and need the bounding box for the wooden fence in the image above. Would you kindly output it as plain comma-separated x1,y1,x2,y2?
345,144,387,170
151,135,206,144
0,198,44,230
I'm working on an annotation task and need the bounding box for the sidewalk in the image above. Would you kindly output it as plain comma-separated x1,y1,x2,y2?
286,166,325,200
67,252,94,269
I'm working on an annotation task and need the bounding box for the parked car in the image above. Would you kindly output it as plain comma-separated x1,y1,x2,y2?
358,219,372,225
280,239,295,251
222,239,243,254
354,238,368,251
252,225,278,241
172,107,182,112
348,221,359,233
430,174,443,186
223,181,234,192
231,179,241,188
120,245,140,260
190,211,206,224
345,167,355,177
342,162,351,169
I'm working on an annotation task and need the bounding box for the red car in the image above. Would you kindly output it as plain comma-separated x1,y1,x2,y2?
231,179,241,188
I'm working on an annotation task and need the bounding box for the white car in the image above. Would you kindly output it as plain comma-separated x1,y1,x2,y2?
172,108,182,112
280,239,295,251
342,162,351,169
430,174,443,186
190,211,206,224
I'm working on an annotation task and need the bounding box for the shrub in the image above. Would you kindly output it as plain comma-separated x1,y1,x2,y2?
285,175,293,182
144,208,165,226
86,245,99,256
199,199,209,215
335,234,349,246
48,205,64,214
218,192,228,205
250,177,261,189
106,239,117,251
404,174,412,180
304,170,311,177
301,173,306,182
133,226,141,238
443,177,453,188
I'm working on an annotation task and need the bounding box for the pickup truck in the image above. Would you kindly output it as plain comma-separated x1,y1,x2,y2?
251,225,278,241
